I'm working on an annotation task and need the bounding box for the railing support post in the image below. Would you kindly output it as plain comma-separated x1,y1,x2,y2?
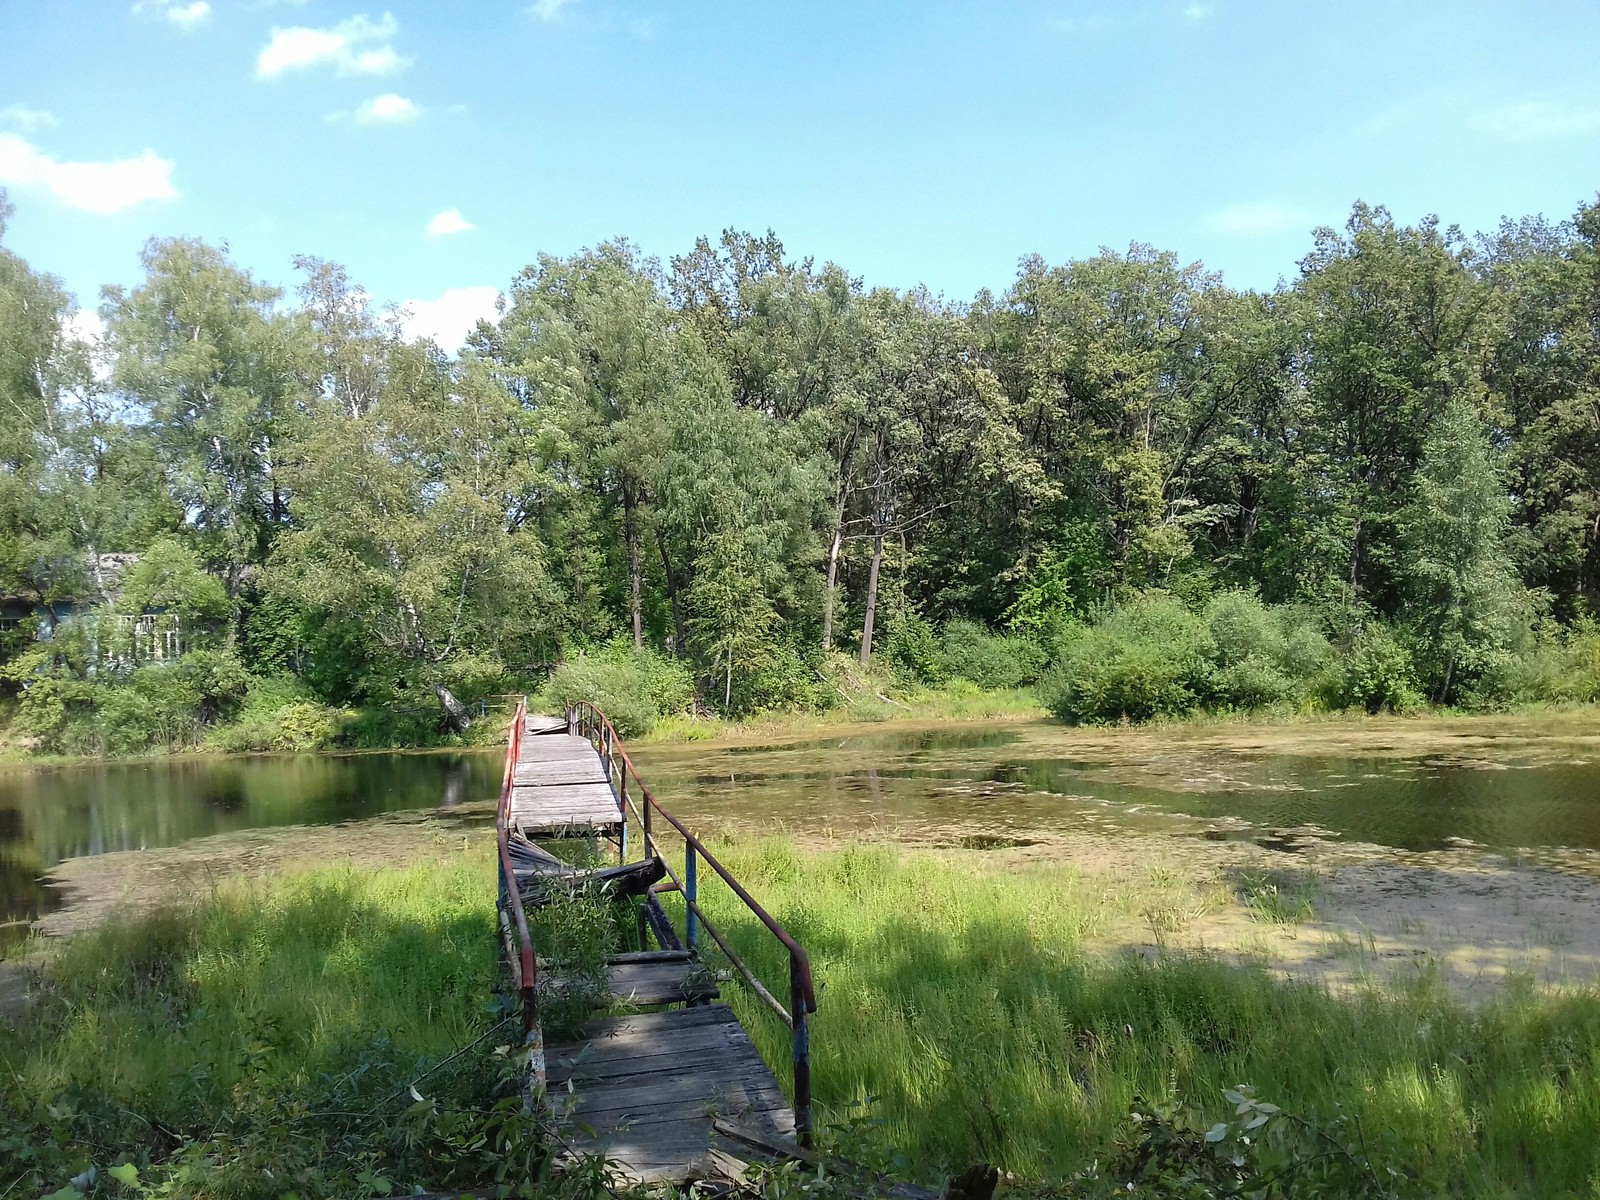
686,845,698,952
791,955,812,1146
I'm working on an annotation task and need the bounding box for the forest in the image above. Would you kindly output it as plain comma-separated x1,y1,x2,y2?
3,190,1600,755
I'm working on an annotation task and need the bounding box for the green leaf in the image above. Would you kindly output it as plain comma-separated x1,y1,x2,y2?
1204,1122,1229,1143
110,1162,141,1187
42,1188,85,1200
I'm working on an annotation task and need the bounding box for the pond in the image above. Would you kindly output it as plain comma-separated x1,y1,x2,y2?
5,715,1600,947
0,751,503,945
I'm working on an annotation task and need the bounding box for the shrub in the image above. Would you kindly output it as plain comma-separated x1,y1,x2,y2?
733,640,834,714
884,612,945,684
1042,594,1214,723
1325,623,1423,714
542,644,694,736
939,619,1047,689
1202,592,1331,711
207,675,347,753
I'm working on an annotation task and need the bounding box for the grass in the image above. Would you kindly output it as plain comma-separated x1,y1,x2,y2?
8,838,1600,1196
0,848,525,1198
686,837,1600,1195
641,684,1046,745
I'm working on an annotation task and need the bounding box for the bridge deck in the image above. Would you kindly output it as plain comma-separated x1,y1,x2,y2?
549,1004,796,1182
505,705,801,1184
509,718,622,835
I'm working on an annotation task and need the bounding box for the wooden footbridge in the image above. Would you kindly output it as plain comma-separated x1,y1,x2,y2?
495,700,816,1184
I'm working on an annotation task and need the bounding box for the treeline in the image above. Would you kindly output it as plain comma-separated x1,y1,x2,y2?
2,190,1599,753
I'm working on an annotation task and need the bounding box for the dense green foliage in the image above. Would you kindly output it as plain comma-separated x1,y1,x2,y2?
5,190,1600,749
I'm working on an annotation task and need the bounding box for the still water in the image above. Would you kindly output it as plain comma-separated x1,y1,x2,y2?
0,751,503,937
5,718,1600,939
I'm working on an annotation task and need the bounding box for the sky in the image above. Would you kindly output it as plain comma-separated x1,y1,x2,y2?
2,0,1598,348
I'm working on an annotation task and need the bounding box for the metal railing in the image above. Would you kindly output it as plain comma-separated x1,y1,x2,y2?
495,698,545,1091
567,700,819,1145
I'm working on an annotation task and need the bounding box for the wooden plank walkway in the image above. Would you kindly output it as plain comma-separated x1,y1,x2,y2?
509,715,623,836
504,704,802,1184
549,1005,796,1182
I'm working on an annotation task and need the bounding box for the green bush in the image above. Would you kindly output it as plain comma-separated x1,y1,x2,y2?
732,640,835,714
939,619,1046,689
1042,594,1214,723
1325,623,1423,714
1202,592,1331,710
206,675,347,753
884,612,945,684
541,644,694,736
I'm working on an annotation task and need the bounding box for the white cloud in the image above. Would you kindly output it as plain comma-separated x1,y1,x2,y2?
0,133,176,213
356,93,419,124
132,0,211,28
426,208,474,236
1474,100,1600,141
166,1,211,27
256,13,410,79
529,0,577,21
1183,3,1213,17
0,106,58,131
397,286,500,351
1206,202,1309,236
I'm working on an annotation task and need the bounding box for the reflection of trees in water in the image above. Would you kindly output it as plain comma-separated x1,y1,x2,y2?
440,758,474,808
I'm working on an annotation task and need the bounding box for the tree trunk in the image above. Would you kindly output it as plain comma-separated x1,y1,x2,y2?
430,678,473,733
859,530,884,667
656,527,687,657
821,489,845,651
624,485,643,649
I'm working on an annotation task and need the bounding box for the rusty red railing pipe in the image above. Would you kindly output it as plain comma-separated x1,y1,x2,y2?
496,699,543,1090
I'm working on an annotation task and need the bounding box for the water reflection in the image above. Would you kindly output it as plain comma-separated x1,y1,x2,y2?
0,751,502,939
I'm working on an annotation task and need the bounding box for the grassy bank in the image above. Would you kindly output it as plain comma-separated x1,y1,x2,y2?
698,839,1600,1196
7,840,1600,1197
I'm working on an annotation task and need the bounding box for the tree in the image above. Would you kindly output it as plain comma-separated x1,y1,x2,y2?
107,239,303,616
496,243,681,649
1288,204,1499,611
1401,396,1521,703
0,191,88,622
273,300,556,731
687,526,778,709
1482,202,1600,618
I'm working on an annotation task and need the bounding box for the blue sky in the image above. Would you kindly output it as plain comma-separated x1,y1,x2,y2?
2,0,1598,345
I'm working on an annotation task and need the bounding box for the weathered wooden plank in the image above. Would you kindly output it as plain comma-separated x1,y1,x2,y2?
602,960,719,1006
514,766,608,787
511,782,617,806
607,949,694,965
523,712,568,734
549,1025,748,1074
517,734,598,759
562,1003,739,1042
550,1042,771,1088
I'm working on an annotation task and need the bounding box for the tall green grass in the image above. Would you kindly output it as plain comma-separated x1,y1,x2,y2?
9,840,1600,1196
695,839,1600,1195
0,851,512,1198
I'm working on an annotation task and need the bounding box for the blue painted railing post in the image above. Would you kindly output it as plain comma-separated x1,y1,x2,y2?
792,954,812,1146
685,845,698,952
